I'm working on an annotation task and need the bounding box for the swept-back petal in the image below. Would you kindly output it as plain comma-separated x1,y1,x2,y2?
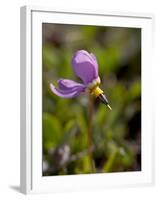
72,50,99,85
50,79,85,98
58,79,85,90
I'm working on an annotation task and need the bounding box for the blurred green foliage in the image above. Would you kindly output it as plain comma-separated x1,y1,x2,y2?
42,24,141,176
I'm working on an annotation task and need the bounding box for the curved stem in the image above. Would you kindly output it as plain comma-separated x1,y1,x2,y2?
87,94,95,172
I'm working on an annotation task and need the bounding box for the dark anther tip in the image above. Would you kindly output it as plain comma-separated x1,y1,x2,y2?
98,93,112,110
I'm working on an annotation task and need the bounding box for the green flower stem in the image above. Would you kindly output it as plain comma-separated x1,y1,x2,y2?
87,94,96,173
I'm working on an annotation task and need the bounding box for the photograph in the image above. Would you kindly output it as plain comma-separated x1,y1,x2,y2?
42,23,141,176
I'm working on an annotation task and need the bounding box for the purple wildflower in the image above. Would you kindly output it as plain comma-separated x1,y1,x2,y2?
50,50,111,110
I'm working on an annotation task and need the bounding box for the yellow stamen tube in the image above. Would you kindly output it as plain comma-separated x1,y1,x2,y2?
92,86,103,97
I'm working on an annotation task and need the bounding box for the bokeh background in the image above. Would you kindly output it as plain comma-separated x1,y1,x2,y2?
42,23,141,176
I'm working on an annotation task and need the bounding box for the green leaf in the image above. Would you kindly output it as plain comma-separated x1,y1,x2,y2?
43,113,63,152
129,80,141,100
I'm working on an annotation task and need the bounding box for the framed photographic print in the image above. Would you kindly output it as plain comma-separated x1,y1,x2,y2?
20,6,154,194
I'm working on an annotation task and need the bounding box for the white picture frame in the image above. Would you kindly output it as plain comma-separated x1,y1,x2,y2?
20,6,154,194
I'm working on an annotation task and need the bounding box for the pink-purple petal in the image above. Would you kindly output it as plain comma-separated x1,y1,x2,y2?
50,79,85,98
72,50,99,85
90,53,98,64
58,79,85,90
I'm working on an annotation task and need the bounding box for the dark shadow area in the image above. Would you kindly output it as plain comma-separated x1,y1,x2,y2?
9,185,21,193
